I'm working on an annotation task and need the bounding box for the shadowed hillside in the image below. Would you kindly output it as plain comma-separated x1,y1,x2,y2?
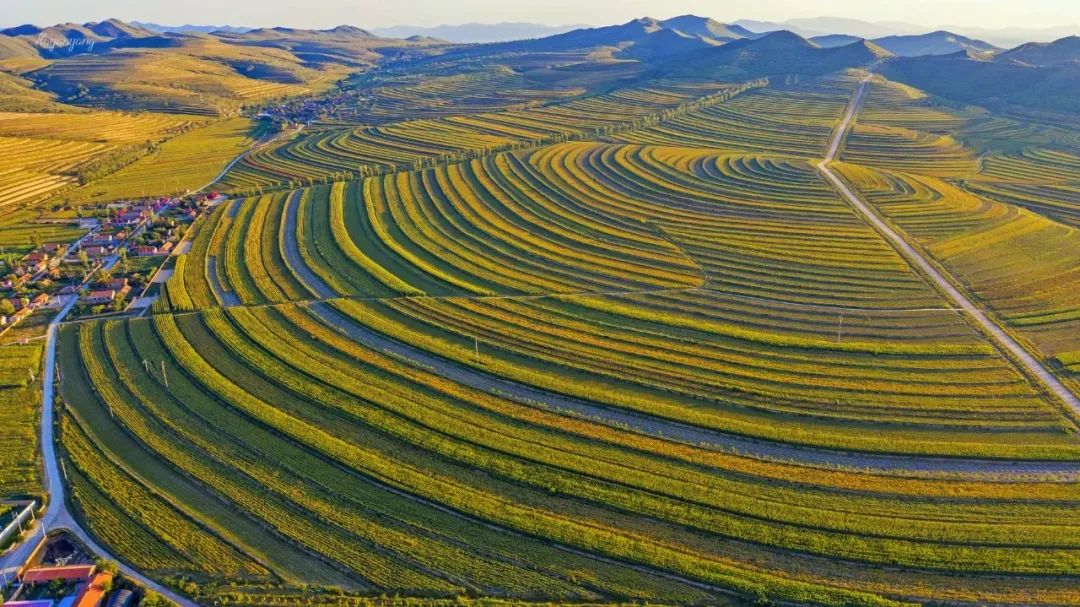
664,30,889,78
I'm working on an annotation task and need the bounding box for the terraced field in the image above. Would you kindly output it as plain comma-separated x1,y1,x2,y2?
835,162,1080,387
612,78,855,156
815,76,1080,388
0,110,199,210
55,117,260,203
221,80,762,190
965,147,1080,227
840,79,980,177
47,61,1080,607
338,67,589,123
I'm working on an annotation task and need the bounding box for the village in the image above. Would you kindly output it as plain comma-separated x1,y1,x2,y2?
0,194,223,336
1,527,166,607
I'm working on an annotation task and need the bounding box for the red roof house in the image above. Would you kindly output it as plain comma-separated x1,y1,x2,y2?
73,571,113,607
20,564,96,584
81,290,115,305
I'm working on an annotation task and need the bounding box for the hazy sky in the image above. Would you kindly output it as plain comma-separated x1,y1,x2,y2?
3,0,1078,30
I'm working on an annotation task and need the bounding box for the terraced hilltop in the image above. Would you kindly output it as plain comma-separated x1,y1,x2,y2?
2,13,1080,607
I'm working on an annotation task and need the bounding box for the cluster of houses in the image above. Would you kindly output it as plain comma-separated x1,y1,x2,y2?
1,244,66,292
0,293,50,328
256,88,369,127
0,196,196,329
2,563,130,607
81,198,182,260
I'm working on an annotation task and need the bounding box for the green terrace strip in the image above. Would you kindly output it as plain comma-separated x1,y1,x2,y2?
325,294,1072,452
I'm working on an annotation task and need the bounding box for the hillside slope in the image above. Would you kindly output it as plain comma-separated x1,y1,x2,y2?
665,30,888,78
872,30,998,56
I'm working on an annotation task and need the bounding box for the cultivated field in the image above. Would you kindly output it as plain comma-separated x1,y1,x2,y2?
1,16,1076,607
48,62,1080,607
0,110,199,210
56,117,260,203
0,333,44,498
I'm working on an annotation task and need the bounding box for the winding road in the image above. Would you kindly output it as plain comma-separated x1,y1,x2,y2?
0,294,198,606
818,75,1080,419
2,122,303,605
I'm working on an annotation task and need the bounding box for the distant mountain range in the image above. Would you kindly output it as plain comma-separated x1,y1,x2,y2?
493,16,740,60
733,17,1077,48
132,21,253,35
370,22,586,43
11,16,1072,48
880,35,1080,114
1,14,1077,117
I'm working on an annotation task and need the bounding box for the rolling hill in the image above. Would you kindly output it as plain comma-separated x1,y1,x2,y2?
813,31,998,56
810,34,864,48
879,44,1080,114
0,19,441,115
666,30,889,78
657,15,755,42
872,30,998,56
997,35,1080,66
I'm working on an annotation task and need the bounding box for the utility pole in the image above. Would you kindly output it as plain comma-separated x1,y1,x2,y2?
60,459,69,482
837,311,844,343
161,361,168,388
474,336,480,366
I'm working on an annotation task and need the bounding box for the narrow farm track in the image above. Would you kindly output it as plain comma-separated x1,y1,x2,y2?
281,190,337,299
819,76,1080,419
308,302,1080,478
205,256,240,307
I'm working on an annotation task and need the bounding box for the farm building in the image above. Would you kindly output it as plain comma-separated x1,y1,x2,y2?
71,571,112,607
102,589,131,607
19,564,95,584
80,290,116,305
